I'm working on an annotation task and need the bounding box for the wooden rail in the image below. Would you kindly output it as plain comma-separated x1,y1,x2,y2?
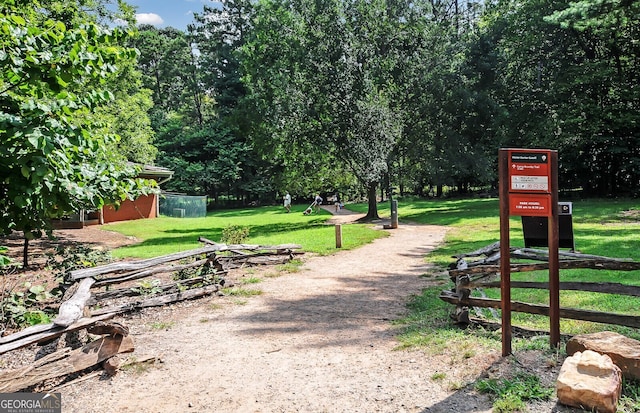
442,242,640,331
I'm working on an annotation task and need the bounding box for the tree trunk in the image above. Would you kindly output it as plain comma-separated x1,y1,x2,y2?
364,182,380,221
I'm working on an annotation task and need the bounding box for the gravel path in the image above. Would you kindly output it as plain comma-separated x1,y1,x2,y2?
59,209,499,412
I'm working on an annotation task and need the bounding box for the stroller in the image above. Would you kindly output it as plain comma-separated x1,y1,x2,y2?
303,201,317,215
303,195,323,215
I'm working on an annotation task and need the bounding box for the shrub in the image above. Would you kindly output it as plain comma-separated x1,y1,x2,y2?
220,225,250,244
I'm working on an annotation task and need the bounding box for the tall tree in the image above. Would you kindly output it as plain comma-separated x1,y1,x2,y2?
0,0,152,266
242,0,405,218
93,58,158,165
483,0,640,195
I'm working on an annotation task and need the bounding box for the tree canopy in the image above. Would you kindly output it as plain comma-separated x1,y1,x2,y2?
0,0,154,265
123,0,640,213
5,0,634,234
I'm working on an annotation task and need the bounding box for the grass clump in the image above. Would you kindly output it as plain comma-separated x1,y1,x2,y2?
619,378,640,413
431,372,446,381
476,373,553,412
149,321,174,330
239,276,261,285
222,287,262,297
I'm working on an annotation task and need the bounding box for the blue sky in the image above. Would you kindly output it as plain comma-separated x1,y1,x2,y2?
125,0,221,31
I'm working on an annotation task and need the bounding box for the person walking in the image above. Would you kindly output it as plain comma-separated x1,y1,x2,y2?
333,193,341,212
313,194,323,213
283,192,291,213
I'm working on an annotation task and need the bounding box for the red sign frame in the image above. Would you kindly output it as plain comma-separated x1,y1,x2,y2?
499,148,560,355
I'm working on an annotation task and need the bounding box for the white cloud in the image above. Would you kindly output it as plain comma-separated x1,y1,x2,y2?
135,13,164,26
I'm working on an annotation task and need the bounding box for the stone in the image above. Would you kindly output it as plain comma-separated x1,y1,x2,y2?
556,350,622,413
567,331,640,380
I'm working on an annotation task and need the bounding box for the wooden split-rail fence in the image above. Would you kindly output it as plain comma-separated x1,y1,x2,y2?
0,239,302,392
440,241,640,330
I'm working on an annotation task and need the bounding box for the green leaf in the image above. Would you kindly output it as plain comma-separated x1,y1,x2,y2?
10,15,26,25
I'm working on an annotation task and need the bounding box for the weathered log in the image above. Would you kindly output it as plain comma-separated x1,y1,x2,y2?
90,276,211,303
454,306,470,324
53,278,95,327
463,252,501,267
455,242,632,262
216,255,297,269
197,237,302,251
102,355,122,376
92,258,213,287
454,243,633,268
50,355,157,391
220,250,302,258
470,280,640,297
452,241,500,259
0,314,116,355
91,285,220,317
0,323,53,345
73,241,300,281
0,334,134,392
518,248,632,262
71,246,220,280
439,291,640,329
87,321,129,336
449,259,640,279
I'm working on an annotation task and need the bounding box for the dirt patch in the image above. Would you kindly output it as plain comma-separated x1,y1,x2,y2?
1,209,578,412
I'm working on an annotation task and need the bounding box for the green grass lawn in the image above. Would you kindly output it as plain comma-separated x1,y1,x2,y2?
104,204,385,259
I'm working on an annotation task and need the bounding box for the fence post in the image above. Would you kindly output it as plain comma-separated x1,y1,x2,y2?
335,224,342,248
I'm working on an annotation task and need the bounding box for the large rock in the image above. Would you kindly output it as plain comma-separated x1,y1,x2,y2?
557,350,622,413
567,331,640,380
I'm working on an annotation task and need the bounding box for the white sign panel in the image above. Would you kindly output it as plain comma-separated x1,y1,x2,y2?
511,175,549,191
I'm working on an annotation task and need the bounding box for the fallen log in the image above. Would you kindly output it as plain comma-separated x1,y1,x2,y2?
471,317,573,340
53,278,95,327
0,314,116,355
197,237,302,252
71,246,220,280
50,355,158,391
91,285,220,317
89,276,211,303
453,242,500,259
87,321,129,336
92,258,214,287
216,255,298,269
0,334,134,392
51,370,101,391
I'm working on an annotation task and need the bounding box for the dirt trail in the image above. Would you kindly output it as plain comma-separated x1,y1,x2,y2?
58,208,499,413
